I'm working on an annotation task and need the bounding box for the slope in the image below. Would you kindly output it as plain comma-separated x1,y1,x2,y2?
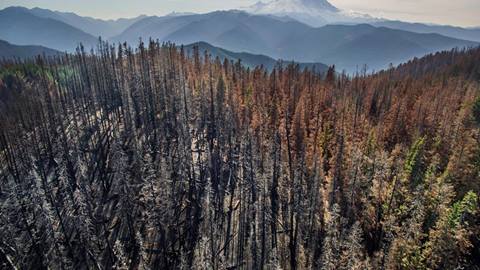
0,7,98,52
114,11,477,72
0,39,61,59
246,0,480,42
245,0,375,26
25,7,147,38
184,41,329,72
373,20,480,43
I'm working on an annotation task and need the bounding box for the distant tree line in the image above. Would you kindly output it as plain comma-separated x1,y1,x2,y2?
0,42,479,269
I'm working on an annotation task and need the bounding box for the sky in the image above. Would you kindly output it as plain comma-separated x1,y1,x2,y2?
1,0,479,27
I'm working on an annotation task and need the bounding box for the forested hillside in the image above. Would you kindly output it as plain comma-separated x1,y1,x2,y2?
184,41,329,72
0,42,479,269
0,39,60,59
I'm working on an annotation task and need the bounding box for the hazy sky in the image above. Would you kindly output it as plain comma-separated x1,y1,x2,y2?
1,0,479,27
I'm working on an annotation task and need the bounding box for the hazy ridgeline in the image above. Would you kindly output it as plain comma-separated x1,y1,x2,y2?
0,41,479,270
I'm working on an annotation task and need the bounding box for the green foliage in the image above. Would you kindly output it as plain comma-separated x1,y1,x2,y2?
404,137,426,187
422,190,477,269
0,63,56,91
364,130,377,156
0,63,42,79
245,84,253,106
447,191,478,228
56,66,76,85
400,245,426,270
246,84,253,98
472,97,480,126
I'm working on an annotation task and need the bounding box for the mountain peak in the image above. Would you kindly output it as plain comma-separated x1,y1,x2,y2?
244,0,376,26
247,0,339,15
297,0,339,12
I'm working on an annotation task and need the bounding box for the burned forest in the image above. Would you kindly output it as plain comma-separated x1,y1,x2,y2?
1,42,480,270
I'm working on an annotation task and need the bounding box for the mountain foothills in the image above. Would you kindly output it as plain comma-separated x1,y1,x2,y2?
372,20,480,43
0,39,479,270
184,41,329,72
0,39,60,59
113,11,477,72
0,37,327,72
0,5,478,72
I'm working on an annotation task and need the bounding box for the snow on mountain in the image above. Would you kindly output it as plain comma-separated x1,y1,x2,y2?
245,0,376,26
249,0,337,14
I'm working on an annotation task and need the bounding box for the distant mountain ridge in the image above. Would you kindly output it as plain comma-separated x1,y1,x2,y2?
0,39,60,59
113,11,477,72
372,20,480,43
0,6,478,72
244,0,480,42
23,6,147,38
184,41,329,72
0,7,98,51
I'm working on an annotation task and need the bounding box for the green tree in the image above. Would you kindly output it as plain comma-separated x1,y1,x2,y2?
472,97,480,126
424,191,478,269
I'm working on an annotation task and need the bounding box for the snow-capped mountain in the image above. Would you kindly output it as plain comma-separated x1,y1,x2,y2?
249,0,338,14
245,0,375,26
